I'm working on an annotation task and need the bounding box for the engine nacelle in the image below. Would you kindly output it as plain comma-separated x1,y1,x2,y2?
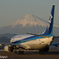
4,45,13,52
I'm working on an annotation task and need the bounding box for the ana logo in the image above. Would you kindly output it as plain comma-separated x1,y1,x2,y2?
49,14,53,23
48,14,53,29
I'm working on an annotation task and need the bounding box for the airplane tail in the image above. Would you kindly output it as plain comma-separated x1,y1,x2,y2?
43,4,55,35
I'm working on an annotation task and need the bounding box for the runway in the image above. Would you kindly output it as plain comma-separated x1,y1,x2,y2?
0,50,59,59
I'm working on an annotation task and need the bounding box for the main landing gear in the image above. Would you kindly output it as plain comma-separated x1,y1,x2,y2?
39,47,49,55
14,48,24,55
39,50,45,55
18,51,24,55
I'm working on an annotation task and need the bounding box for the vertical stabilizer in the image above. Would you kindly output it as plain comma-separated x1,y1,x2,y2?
43,4,55,35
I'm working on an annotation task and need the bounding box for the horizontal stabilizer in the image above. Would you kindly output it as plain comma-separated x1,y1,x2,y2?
51,42,59,47
54,36,59,38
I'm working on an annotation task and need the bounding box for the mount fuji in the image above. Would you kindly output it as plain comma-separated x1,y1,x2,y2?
0,14,59,35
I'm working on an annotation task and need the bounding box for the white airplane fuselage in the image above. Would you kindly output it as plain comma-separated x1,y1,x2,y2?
10,35,53,50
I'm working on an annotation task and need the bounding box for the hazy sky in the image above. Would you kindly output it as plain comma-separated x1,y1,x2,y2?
0,0,59,27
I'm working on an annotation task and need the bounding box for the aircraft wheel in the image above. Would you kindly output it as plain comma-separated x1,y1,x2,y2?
14,51,17,53
39,50,45,55
39,52,45,55
18,51,24,55
21,51,24,55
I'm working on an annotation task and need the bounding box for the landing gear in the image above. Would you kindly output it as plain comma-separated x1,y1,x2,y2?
14,49,17,53
14,48,24,55
39,50,45,55
39,47,49,55
18,51,24,55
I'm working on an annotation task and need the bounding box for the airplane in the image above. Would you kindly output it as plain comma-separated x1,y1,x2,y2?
0,4,59,55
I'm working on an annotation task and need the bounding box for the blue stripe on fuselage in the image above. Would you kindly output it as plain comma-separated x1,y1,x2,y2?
11,35,53,44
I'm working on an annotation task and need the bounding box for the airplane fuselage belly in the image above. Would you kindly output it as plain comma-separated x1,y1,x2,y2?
28,44,47,50
21,37,53,50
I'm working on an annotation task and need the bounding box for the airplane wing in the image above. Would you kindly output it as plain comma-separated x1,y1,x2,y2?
50,42,59,47
27,33,50,38
54,36,59,38
0,42,19,46
51,42,59,45
0,42,22,47
0,42,30,49
0,42,10,46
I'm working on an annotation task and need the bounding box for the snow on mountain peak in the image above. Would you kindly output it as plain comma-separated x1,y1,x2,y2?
8,14,47,28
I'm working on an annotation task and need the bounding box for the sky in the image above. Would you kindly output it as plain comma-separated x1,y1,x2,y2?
0,0,59,27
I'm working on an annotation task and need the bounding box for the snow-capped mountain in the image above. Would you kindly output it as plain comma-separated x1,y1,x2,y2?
7,14,47,28
0,14,59,35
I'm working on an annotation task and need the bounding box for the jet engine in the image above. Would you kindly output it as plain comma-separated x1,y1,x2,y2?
4,45,13,52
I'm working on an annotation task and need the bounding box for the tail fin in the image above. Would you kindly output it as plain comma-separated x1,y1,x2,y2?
43,4,55,35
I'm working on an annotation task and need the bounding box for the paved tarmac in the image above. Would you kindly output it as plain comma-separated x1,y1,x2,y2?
0,50,59,59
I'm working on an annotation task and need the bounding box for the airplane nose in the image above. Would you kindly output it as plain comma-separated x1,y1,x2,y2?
10,39,13,43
